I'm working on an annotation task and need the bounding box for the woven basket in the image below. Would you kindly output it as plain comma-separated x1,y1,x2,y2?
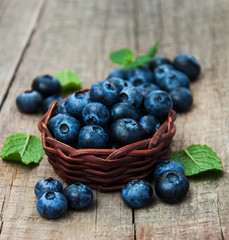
38,89,176,192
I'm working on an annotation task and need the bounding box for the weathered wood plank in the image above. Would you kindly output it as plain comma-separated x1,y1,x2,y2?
0,0,44,106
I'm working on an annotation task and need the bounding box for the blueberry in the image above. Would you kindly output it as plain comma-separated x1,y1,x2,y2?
170,87,193,112
78,125,109,149
53,115,81,145
154,64,175,86
65,91,91,119
121,179,153,208
32,75,61,98
128,66,154,86
90,80,119,106
174,53,201,80
16,90,43,114
158,70,190,92
144,90,173,118
110,102,139,122
82,102,110,126
41,95,62,113
139,115,161,137
111,118,144,146
155,170,189,203
34,177,64,198
139,83,160,91
48,113,70,133
119,86,143,108
107,68,128,80
153,160,185,180
36,191,67,219
149,56,172,71
107,77,131,93
56,100,68,114
63,183,93,210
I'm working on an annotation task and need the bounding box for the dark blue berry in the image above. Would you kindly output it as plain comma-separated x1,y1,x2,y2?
170,87,193,112
78,125,109,149
63,183,93,210
119,86,143,108
53,115,81,145
90,80,119,106
36,191,67,219
34,177,64,198
82,102,110,126
16,90,43,114
128,66,154,86
154,64,174,86
65,91,91,119
121,179,153,208
139,115,161,137
107,77,131,93
110,102,139,122
144,90,173,118
174,53,201,80
153,160,185,180
41,95,62,113
155,170,189,203
149,56,172,71
139,83,160,91
111,118,144,146
48,113,70,133
56,100,68,114
107,68,128,80
32,75,61,98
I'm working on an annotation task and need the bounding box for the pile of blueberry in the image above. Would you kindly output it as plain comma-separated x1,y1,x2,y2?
34,177,93,219
16,75,63,114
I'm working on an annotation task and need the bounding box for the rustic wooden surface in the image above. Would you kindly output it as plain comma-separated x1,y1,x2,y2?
0,0,229,239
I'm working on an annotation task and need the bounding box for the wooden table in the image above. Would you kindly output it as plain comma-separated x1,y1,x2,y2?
0,0,228,239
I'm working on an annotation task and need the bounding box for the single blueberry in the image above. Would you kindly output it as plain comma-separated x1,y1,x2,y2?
110,102,139,122
56,99,68,114
48,113,70,133
128,66,154,86
121,179,153,208
155,170,189,203
139,115,161,137
170,87,193,112
107,68,128,80
53,115,81,145
173,53,201,80
119,86,143,108
153,160,185,180
149,56,172,71
41,95,62,113
139,83,160,91
144,90,173,118
36,191,67,219
32,75,61,98
78,125,109,149
16,90,43,114
82,102,110,126
111,118,144,146
65,91,91,119
34,177,64,198
107,77,131,93
90,80,119,106
154,64,175,86
63,183,93,210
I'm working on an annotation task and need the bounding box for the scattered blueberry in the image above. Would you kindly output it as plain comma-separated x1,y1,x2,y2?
169,87,193,112
63,183,93,210
119,86,143,108
139,115,161,137
36,191,67,219
16,90,43,114
121,179,153,208
173,53,201,80
41,95,62,113
153,160,185,180
128,66,154,86
32,75,61,98
149,56,172,71
154,64,174,86
34,177,64,199
155,170,189,203
107,68,128,80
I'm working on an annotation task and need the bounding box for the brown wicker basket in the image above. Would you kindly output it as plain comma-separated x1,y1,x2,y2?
38,89,176,192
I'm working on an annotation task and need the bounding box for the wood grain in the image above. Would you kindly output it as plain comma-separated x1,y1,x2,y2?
0,0,229,239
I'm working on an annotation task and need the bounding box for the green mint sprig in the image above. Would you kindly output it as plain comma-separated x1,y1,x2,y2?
171,144,223,176
0,133,45,165
109,40,160,70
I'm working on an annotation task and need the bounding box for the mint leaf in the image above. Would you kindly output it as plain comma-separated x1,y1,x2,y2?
0,133,45,165
171,144,223,176
145,40,160,58
55,70,82,92
110,49,134,66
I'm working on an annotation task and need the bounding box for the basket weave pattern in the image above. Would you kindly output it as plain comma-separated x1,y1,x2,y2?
38,91,176,192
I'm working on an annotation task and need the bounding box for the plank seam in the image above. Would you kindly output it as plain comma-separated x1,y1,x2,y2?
217,192,225,240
